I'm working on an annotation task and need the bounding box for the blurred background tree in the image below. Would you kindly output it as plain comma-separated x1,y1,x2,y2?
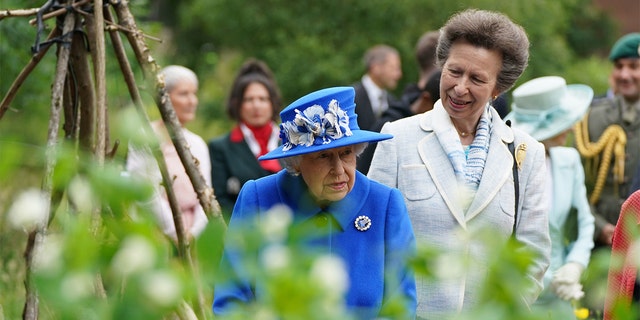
143,0,620,137
0,0,621,144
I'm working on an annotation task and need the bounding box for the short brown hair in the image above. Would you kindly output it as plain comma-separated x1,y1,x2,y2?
436,9,529,94
415,31,440,73
363,45,400,71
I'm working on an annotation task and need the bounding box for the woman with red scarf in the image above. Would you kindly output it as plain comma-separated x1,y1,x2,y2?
209,59,283,222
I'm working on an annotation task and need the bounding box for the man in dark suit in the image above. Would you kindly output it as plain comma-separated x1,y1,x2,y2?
353,44,403,132
355,34,436,174
357,70,441,174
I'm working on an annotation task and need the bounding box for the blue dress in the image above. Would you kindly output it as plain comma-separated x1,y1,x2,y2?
213,170,417,319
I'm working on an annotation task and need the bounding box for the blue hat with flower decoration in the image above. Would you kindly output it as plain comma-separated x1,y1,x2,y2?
504,76,593,142
259,87,393,160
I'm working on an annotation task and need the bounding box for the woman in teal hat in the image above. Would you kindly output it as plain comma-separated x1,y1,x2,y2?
506,76,595,319
213,87,416,319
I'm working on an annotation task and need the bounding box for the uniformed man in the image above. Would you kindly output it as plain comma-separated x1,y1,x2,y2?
579,33,640,247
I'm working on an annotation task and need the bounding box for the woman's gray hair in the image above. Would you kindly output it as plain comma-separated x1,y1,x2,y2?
160,65,199,92
281,143,368,175
436,9,529,94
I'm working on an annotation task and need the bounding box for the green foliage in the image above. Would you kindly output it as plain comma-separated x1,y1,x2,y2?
160,0,620,136
1,0,622,145
564,0,619,58
0,139,214,319
563,57,613,96
0,135,621,319
176,0,419,106
0,138,43,317
0,12,56,147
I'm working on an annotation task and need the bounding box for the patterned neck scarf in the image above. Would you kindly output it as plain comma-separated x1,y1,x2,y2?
437,104,493,210
464,106,493,188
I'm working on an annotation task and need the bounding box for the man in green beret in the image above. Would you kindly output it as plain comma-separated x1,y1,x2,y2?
579,32,640,248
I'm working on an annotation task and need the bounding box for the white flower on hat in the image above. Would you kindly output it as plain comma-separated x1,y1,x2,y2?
281,99,352,151
324,99,352,140
285,105,325,149
7,188,49,231
297,105,325,135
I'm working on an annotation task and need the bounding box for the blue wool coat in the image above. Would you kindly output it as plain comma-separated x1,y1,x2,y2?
213,170,417,319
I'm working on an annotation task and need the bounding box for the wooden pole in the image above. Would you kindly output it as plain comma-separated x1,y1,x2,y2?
23,4,76,319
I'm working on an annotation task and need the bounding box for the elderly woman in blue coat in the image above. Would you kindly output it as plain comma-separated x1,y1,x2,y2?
213,87,417,319
506,76,595,319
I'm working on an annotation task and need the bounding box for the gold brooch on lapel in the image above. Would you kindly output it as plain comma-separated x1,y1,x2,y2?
354,215,371,231
515,143,527,170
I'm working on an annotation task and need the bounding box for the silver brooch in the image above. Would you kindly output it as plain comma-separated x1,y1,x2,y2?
354,215,371,231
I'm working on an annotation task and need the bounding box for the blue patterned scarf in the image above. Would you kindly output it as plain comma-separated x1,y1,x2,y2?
436,103,493,210
464,107,492,188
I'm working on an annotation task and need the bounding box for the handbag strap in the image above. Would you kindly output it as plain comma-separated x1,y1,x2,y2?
506,120,519,236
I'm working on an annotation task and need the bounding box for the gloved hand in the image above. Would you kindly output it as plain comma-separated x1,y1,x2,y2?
552,282,584,301
551,262,585,301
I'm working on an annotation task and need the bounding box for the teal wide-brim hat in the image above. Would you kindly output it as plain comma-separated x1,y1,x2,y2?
259,87,392,160
504,76,594,142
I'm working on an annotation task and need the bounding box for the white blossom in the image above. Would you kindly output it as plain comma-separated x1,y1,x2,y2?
7,188,49,231
434,251,467,280
33,234,64,273
311,254,349,295
260,244,291,272
141,271,181,307
260,205,293,242
253,307,278,320
61,272,95,301
68,176,94,213
110,235,156,277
